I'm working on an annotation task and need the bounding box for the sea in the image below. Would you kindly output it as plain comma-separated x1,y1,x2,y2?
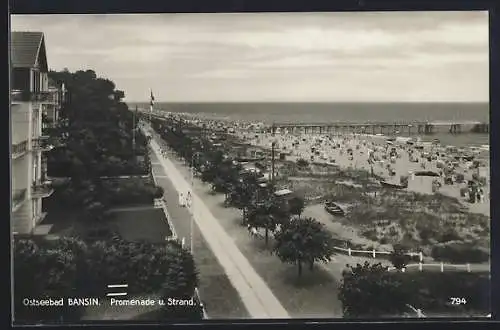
130,102,490,148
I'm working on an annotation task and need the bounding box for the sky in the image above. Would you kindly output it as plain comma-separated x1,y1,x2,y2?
11,12,489,102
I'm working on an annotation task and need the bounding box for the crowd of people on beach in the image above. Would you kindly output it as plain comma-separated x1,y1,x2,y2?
239,128,489,213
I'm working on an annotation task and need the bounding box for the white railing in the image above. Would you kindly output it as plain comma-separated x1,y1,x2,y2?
332,246,488,273
12,140,29,158
387,262,489,273
333,246,423,261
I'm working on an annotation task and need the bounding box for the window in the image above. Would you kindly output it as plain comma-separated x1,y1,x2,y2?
11,68,30,91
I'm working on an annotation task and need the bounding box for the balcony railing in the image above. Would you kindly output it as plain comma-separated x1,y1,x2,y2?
12,140,29,159
37,91,56,103
12,188,27,212
11,90,55,103
41,157,48,181
32,180,54,199
32,136,54,152
42,122,57,129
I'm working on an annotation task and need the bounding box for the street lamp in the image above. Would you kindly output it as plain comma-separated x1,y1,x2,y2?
187,151,201,254
185,190,193,253
271,123,277,184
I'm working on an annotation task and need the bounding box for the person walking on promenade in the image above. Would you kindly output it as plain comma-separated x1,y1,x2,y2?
179,192,185,207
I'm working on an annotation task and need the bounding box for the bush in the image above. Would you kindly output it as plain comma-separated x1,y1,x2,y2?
437,229,461,243
361,228,378,241
339,262,490,317
154,186,165,199
101,178,162,206
296,158,309,168
389,248,410,270
418,228,433,242
400,175,409,187
431,241,490,263
83,201,107,222
13,236,199,323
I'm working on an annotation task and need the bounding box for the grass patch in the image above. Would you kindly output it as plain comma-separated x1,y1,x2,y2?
42,194,171,243
109,209,172,243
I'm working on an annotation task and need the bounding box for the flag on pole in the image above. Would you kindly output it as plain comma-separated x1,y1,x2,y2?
150,90,155,107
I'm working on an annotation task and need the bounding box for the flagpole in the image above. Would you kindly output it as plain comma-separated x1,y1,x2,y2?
149,89,153,123
133,105,137,153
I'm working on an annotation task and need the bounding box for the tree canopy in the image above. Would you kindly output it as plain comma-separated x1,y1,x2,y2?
47,69,149,179
273,217,335,277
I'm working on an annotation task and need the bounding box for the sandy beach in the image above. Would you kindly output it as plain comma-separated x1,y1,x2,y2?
239,129,490,216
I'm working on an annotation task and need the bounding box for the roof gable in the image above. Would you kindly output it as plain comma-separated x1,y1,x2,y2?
10,31,48,70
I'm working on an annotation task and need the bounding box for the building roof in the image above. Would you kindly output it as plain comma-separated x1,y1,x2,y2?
10,31,48,71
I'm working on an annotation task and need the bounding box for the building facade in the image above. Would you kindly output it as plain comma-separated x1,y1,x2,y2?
10,31,65,235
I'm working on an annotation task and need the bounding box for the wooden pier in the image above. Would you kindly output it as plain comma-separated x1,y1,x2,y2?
138,110,489,136
268,121,489,135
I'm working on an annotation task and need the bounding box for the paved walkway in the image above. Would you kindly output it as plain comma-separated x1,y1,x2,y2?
145,128,290,319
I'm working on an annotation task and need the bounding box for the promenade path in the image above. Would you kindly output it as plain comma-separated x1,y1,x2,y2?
144,128,290,319
149,153,249,318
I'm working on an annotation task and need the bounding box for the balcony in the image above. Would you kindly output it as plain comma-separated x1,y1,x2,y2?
12,140,29,159
34,212,48,225
12,189,27,212
42,122,57,131
31,136,54,152
31,180,54,199
11,90,54,103
37,91,56,104
11,90,32,102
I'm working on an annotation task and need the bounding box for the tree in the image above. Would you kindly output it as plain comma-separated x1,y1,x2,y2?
338,262,412,318
228,178,257,220
47,69,149,179
273,217,335,277
288,196,305,218
389,247,410,270
246,201,280,246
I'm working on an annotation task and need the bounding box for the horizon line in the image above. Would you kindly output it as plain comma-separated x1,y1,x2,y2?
126,100,490,104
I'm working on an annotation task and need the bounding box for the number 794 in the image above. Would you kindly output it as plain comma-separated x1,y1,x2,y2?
450,297,467,305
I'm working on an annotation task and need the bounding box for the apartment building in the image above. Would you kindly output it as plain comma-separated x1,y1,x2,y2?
10,31,64,235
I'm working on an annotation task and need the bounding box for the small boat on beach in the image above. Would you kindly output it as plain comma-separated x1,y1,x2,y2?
414,170,440,177
379,180,407,189
236,156,265,162
325,201,345,216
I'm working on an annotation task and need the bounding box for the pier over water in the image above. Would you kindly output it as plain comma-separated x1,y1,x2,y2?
269,121,489,135
137,109,488,136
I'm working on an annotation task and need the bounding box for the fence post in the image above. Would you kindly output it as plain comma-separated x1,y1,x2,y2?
372,249,376,258
467,263,471,272
419,252,423,263
419,262,423,271
440,262,444,272
348,248,352,256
